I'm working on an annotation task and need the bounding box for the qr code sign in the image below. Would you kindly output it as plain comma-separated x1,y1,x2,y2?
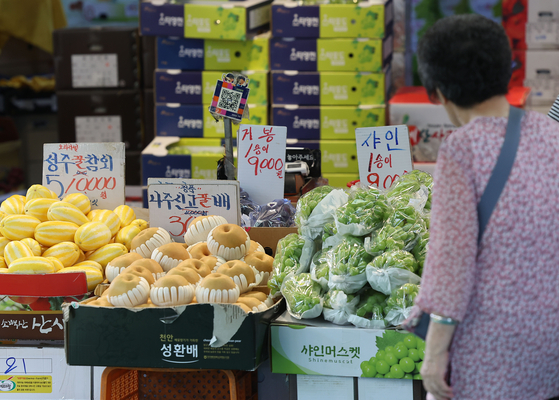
217,88,242,112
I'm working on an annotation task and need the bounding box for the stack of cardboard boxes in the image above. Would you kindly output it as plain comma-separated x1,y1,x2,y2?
269,0,393,188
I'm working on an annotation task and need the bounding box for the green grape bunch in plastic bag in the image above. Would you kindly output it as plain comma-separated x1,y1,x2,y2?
310,248,330,291
348,287,387,329
369,250,418,274
322,289,360,325
335,188,391,236
412,232,429,276
384,283,420,327
282,273,323,319
294,186,335,227
328,237,373,294
268,233,308,297
366,250,421,295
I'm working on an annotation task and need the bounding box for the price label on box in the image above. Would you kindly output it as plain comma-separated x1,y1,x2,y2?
42,143,125,209
355,126,413,189
147,179,240,242
237,124,287,206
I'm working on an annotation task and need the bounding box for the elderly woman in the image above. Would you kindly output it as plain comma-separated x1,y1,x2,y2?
410,14,559,400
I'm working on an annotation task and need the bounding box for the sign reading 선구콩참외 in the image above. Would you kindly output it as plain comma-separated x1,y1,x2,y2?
355,126,413,190
237,124,287,206
42,143,125,210
147,179,240,242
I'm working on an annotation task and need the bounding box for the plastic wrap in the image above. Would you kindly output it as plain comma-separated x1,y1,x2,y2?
249,199,296,227
335,187,391,237
384,283,419,327
365,250,421,295
281,272,323,319
309,248,330,292
327,237,372,294
267,233,315,297
348,287,387,329
321,222,338,249
322,290,360,325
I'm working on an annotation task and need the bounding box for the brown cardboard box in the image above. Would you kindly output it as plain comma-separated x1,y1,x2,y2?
53,27,139,90
245,227,298,257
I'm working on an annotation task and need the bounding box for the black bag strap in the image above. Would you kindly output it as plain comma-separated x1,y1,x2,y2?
477,105,524,243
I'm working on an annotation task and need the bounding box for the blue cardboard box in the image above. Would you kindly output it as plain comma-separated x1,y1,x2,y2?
141,2,184,37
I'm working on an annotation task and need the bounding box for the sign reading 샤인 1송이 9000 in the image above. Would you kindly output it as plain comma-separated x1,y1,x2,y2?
42,142,125,210
355,126,413,190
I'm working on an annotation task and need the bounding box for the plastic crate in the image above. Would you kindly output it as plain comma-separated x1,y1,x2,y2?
100,367,258,400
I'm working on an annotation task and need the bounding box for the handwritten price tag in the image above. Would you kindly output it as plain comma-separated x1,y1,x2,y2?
355,125,413,189
42,143,125,209
147,179,240,242
237,124,287,205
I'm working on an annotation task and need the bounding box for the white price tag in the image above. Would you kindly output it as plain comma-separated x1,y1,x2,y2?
355,125,413,189
75,116,122,143
237,124,287,206
71,54,118,88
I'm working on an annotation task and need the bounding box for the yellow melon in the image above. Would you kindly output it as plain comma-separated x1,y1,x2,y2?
74,222,111,252
20,238,42,256
45,256,64,272
8,256,55,274
62,193,91,215
113,205,136,227
0,215,41,240
0,195,25,215
86,243,128,269
73,260,103,274
89,210,121,237
25,185,57,202
0,237,10,256
115,225,141,250
129,219,149,231
86,209,103,220
0,211,6,223
34,221,79,247
47,201,89,226
57,266,103,291
42,241,81,268
3,241,34,266
24,198,58,222
0,256,6,269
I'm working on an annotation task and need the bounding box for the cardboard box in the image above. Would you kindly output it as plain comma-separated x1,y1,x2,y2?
526,0,559,49
56,90,143,151
156,103,268,138
285,139,358,173
271,70,390,106
157,34,270,71
272,105,385,140
270,36,392,72
140,0,273,40
271,0,393,39
53,27,139,90
155,70,268,105
524,50,559,104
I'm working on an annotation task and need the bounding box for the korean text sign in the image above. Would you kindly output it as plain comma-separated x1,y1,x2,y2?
355,126,413,189
237,124,287,206
42,143,125,210
147,179,240,242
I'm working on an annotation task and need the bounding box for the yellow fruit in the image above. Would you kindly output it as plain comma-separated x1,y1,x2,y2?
0,211,6,223
57,266,103,291
24,198,58,222
87,209,103,220
74,222,111,252
34,221,79,247
73,260,103,273
25,185,57,202
42,241,80,268
20,238,42,256
0,256,6,269
90,210,121,237
0,237,10,256
129,219,149,231
8,256,55,274
4,241,34,266
62,193,91,215
113,205,136,227
86,243,128,269
47,201,89,226
0,195,25,215
0,215,41,240
115,225,141,250
45,256,64,272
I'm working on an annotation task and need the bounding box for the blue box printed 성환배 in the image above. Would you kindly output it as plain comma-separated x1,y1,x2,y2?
155,70,203,104
157,37,205,70
156,104,204,138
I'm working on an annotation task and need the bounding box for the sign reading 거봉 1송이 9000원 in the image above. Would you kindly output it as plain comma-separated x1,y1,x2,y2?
147,179,241,242
42,143,125,210
355,126,413,190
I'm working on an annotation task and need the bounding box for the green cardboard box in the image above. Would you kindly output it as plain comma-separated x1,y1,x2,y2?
205,35,269,70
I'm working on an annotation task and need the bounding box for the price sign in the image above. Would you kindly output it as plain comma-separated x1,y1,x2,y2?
237,124,287,206
42,143,125,210
355,125,413,189
147,179,240,242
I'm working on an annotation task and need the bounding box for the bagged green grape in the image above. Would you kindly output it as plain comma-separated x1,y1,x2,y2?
412,232,429,277
335,187,391,237
386,170,433,212
281,272,323,319
365,250,421,295
384,283,420,327
321,221,338,249
268,233,315,297
327,237,372,294
295,186,349,240
322,289,360,325
348,287,387,329
310,248,330,291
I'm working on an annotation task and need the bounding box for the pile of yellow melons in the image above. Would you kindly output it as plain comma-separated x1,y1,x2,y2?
0,185,148,292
